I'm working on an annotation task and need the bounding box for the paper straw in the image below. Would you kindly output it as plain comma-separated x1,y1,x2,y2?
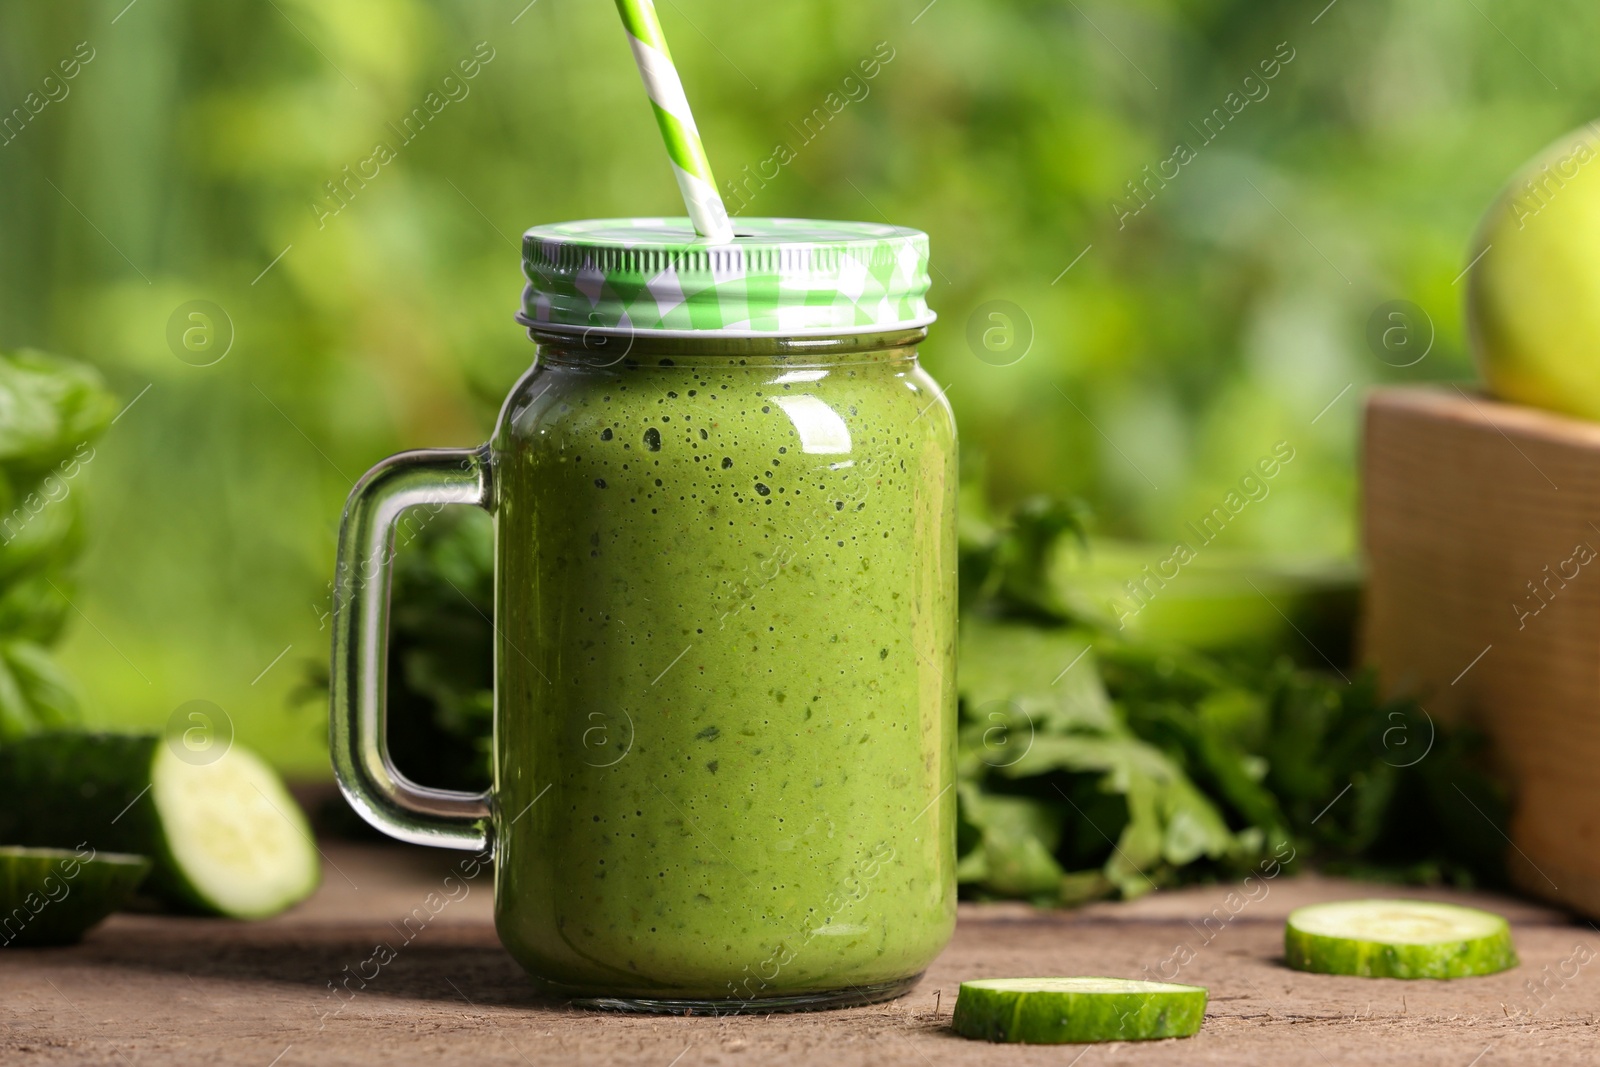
613,0,735,243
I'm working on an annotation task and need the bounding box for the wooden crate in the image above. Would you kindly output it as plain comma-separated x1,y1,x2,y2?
1363,385,1600,916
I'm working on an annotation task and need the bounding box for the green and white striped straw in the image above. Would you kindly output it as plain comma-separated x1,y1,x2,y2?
612,0,735,243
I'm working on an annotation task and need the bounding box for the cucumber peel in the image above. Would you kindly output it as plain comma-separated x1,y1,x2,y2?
952,977,1207,1043
0,732,319,919
0,846,149,946
1285,899,1518,979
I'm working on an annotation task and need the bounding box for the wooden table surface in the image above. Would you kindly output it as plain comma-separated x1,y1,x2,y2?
4,842,1597,1066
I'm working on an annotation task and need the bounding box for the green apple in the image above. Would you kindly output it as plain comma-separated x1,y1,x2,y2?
1470,122,1600,420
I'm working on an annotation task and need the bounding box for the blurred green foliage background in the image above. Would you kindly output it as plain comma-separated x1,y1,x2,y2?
0,0,1590,772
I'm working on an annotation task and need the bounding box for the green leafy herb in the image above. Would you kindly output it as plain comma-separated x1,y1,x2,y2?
957,495,1507,902
0,349,116,742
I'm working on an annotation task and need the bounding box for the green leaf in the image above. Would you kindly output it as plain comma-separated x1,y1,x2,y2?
0,570,73,645
0,350,116,475
1057,868,1115,907
2,641,78,730
0,490,84,587
955,782,1067,899
959,619,1112,735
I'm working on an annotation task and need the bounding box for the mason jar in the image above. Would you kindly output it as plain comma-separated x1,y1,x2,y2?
332,217,957,1012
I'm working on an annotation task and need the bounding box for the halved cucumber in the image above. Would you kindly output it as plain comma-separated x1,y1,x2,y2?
0,846,150,946
952,977,1208,1043
1285,899,1518,979
0,732,319,919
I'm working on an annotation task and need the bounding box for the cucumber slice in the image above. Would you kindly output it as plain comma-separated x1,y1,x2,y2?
0,847,149,946
0,732,319,919
952,977,1207,1043
1284,899,1518,979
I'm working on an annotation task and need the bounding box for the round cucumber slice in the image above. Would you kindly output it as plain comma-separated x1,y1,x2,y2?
1285,899,1518,979
150,742,321,918
952,977,1208,1043
0,846,149,946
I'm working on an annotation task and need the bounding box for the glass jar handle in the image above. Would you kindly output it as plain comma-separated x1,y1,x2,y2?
329,447,493,851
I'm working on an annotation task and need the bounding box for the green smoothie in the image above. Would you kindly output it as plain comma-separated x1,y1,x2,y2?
491,336,957,1003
